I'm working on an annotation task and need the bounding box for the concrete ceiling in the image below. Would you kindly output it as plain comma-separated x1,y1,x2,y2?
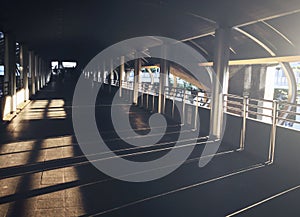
1,0,300,67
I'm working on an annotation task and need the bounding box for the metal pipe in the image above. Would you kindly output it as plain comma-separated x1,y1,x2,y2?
146,87,149,110
152,87,155,112
182,89,186,126
239,96,249,151
194,92,199,130
172,88,175,118
162,88,166,114
140,83,144,108
267,100,278,164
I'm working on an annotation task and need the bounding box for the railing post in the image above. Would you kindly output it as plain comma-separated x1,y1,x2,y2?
182,89,186,126
152,86,155,112
267,100,278,164
239,96,249,151
193,91,199,130
172,88,176,118
162,86,166,114
146,84,149,110
140,83,144,108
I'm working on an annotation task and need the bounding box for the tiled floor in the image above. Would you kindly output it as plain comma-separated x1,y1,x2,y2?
0,79,85,217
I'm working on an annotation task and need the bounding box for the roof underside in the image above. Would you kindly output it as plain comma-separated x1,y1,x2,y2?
1,0,300,67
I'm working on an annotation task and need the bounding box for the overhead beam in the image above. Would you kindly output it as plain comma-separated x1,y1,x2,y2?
169,64,208,90
181,9,300,43
199,55,300,67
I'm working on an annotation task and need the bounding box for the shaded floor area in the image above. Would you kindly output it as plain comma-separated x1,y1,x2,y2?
1,77,300,217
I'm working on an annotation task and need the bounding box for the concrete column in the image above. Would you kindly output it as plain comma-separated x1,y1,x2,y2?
4,33,17,113
35,55,40,91
41,59,44,87
133,58,141,104
109,59,114,93
102,62,106,84
43,60,47,86
40,59,43,88
29,51,36,96
158,59,168,113
243,65,252,96
41,60,44,88
20,45,29,101
97,66,101,82
110,59,114,84
173,76,178,88
44,61,46,85
41,59,44,86
39,57,42,89
210,27,231,138
119,56,125,97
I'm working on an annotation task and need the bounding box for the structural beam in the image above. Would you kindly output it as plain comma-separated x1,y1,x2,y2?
199,55,300,67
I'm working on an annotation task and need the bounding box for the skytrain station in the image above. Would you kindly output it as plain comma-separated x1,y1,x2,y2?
1,1,300,216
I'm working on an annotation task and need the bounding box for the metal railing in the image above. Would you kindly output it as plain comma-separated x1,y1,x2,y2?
90,76,300,164
277,101,300,126
224,95,283,164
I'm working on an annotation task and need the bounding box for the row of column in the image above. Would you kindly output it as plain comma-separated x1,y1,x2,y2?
2,32,49,119
28,51,48,96
86,26,231,139
132,27,231,140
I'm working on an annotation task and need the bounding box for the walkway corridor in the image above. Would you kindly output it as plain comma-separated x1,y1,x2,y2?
0,77,300,217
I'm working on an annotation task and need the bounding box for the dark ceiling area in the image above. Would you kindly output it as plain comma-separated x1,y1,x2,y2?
1,0,300,68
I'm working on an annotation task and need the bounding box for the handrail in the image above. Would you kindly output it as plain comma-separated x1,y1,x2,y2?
279,110,300,116
224,94,243,100
279,101,300,107
277,116,300,125
89,76,300,131
249,98,275,103
247,110,273,118
247,103,273,111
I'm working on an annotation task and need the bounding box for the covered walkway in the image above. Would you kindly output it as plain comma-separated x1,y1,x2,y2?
0,76,300,216
1,1,300,216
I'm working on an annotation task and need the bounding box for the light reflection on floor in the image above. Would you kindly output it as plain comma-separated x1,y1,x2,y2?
22,99,67,120
0,97,85,216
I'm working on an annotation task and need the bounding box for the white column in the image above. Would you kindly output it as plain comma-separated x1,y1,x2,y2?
173,76,178,88
102,62,106,84
110,59,114,85
243,65,252,96
29,51,36,96
20,45,29,101
158,59,168,113
35,55,40,91
133,58,141,104
109,59,114,93
210,27,231,138
41,60,45,88
4,33,17,113
119,56,125,97
39,57,42,89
